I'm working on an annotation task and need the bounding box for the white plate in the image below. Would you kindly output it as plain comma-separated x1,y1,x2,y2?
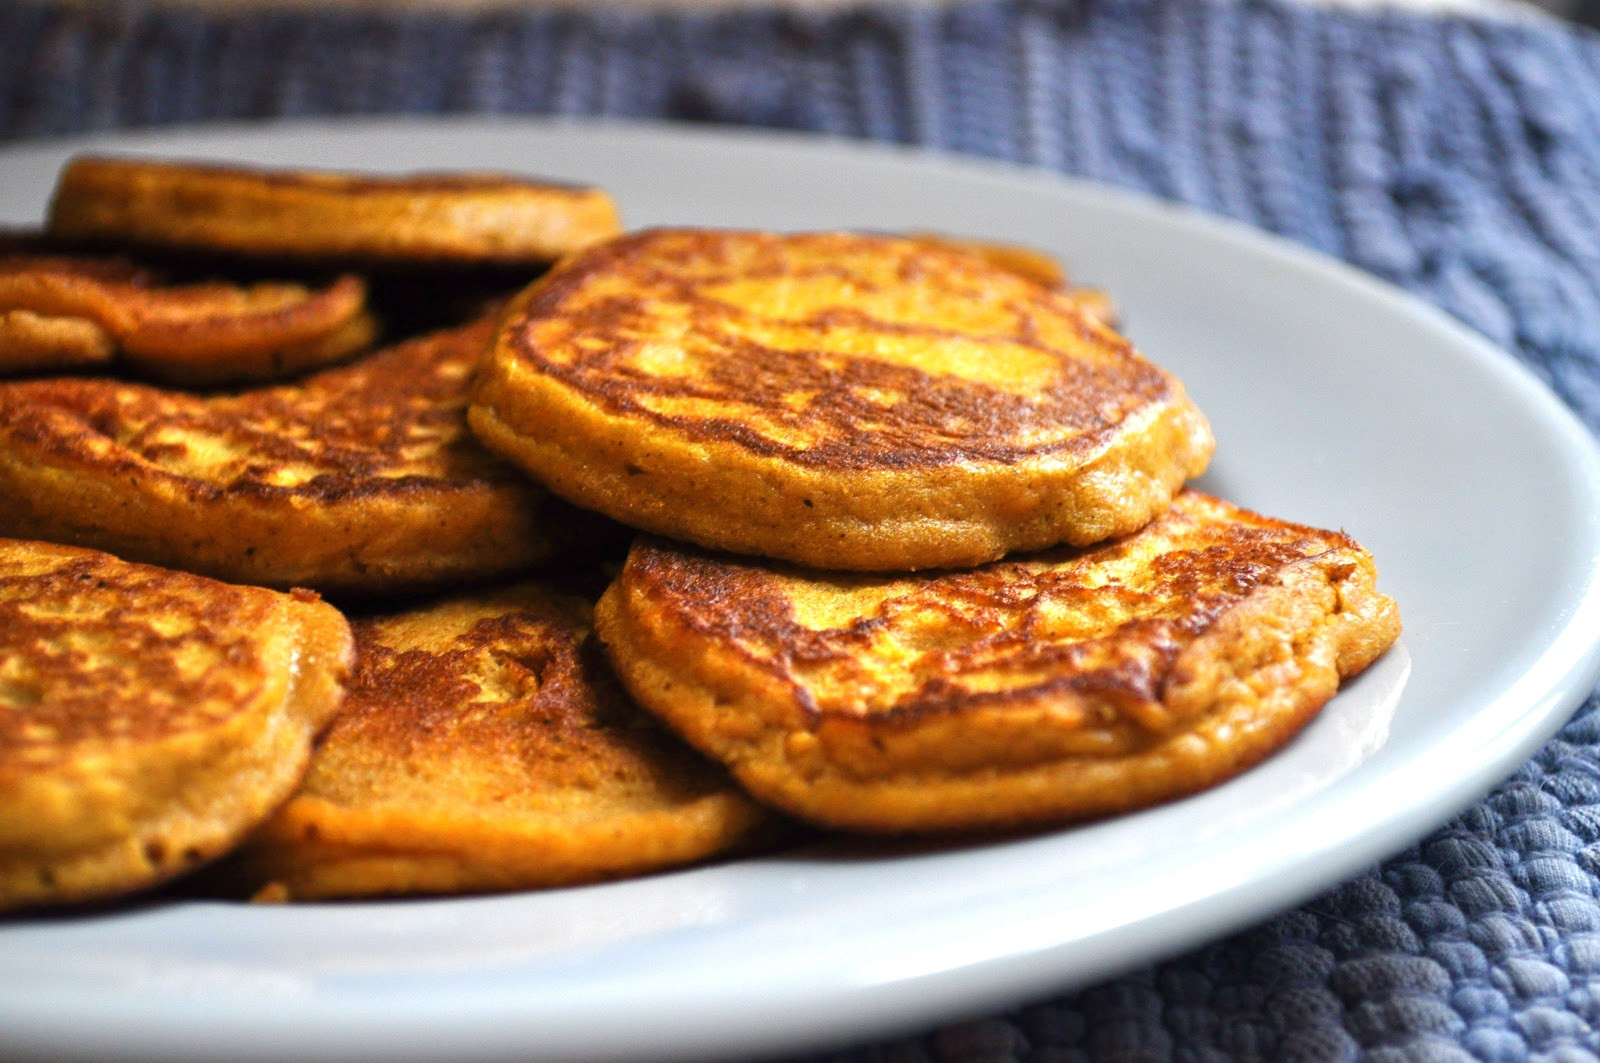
2,119,1599,1063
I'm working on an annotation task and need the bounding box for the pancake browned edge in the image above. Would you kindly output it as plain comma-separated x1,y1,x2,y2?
0,538,353,912
471,229,1213,572
227,582,775,900
47,156,622,266
0,315,566,596
0,250,375,384
595,490,1401,834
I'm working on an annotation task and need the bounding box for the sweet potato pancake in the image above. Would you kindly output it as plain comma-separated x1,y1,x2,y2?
595,490,1400,834
47,156,622,266
0,315,567,596
0,538,353,911
229,582,774,900
471,229,1212,571
0,250,374,384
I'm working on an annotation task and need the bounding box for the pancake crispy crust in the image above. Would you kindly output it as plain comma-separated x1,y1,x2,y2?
230,583,773,900
595,490,1401,834
0,538,353,911
0,316,564,595
471,229,1213,571
48,156,622,266
0,251,375,384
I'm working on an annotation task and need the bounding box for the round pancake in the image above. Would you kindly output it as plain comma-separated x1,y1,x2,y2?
47,156,622,266
0,538,353,912
595,490,1401,834
0,315,569,596
229,582,774,900
0,251,375,384
471,229,1213,571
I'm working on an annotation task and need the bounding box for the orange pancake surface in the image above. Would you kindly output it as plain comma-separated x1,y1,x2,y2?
472,229,1212,571
0,315,569,595
48,156,622,266
0,538,352,911
596,490,1400,834
231,582,774,899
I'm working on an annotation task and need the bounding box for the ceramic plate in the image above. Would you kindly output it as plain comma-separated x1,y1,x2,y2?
2,119,1598,1063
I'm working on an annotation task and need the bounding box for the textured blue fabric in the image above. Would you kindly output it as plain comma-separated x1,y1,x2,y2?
4,0,1600,1058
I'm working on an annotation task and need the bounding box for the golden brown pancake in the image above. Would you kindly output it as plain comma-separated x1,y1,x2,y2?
0,537,353,912
471,229,1212,571
0,251,375,384
595,490,1400,834
0,315,570,596
47,156,622,266
228,582,774,900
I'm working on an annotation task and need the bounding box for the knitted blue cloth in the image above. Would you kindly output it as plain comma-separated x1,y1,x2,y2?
4,1,1600,1059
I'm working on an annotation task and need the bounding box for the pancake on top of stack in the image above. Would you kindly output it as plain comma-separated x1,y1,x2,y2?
47,156,622,267
470,228,1214,572
0,537,353,912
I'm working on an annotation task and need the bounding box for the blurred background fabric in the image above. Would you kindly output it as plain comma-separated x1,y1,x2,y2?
4,0,1600,1059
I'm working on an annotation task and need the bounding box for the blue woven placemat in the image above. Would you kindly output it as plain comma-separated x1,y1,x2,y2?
5,0,1600,1058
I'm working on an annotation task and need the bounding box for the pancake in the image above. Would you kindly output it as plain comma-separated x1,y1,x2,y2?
0,250,375,384
229,582,775,900
0,314,570,596
471,229,1212,571
0,537,353,912
595,490,1401,834
47,156,622,266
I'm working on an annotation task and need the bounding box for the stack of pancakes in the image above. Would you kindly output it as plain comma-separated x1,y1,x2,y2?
0,155,1398,911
